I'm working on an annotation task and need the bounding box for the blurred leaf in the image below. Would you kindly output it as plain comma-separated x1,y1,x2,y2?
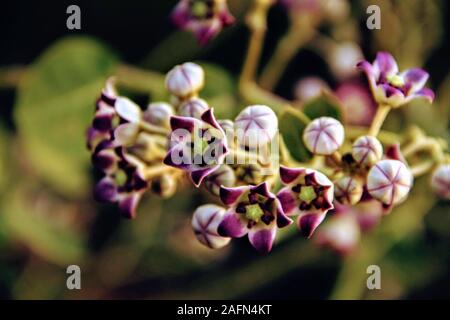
15,37,119,197
405,100,449,140
0,126,9,193
1,185,85,266
279,108,312,162
303,93,344,123
195,62,237,119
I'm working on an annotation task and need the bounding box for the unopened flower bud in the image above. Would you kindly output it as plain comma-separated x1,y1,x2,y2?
294,77,329,101
234,163,264,185
165,62,205,98
352,135,383,167
430,164,450,200
328,42,363,79
179,97,209,119
192,204,231,249
151,173,177,198
204,165,236,196
143,102,174,128
234,105,278,148
367,160,413,206
334,176,363,205
303,117,344,155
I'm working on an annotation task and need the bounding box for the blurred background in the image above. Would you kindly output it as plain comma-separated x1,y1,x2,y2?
0,0,449,299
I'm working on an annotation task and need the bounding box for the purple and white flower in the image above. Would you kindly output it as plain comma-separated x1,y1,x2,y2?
163,108,229,187
143,102,174,128
303,117,344,155
357,51,434,108
277,166,334,238
217,182,292,253
334,176,363,205
192,204,231,249
171,0,235,45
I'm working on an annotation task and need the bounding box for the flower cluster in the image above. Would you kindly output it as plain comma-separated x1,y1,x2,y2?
89,50,448,256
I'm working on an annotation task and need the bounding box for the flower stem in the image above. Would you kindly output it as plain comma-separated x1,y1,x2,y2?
368,104,391,137
410,160,436,177
144,164,176,180
239,0,273,86
259,19,316,90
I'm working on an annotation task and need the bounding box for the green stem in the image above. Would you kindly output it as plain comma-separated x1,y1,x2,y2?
259,19,316,90
368,104,391,137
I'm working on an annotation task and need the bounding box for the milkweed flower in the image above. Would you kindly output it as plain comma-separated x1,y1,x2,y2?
277,166,334,238
352,135,383,167
171,0,235,45
166,62,205,99
357,52,434,108
217,182,292,253
163,108,229,187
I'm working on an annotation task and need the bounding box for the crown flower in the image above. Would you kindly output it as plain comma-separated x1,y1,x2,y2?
352,135,383,167
165,62,205,99
217,182,292,253
171,0,235,45
163,108,229,187
277,166,334,238
357,52,434,108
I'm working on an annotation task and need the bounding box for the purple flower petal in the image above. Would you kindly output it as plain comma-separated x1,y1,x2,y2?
374,52,398,77
298,212,327,238
94,177,118,203
248,227,276,254
276,188,297,215
201,108,221,130
220,185,248,206
217,212,248,238
275,202,293,228
171,0,190,28
250,182,272,198
190,165,219,187
170,115,197,132
385,143,407,164
279,166,305,184
118,193,142,219
406,87,435,104
401,68,429,93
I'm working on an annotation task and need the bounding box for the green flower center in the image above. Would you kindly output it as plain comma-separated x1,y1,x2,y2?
245,204,264,222
115,170,127,186
299,186,317,203
387,74,405,87
191,1,209,18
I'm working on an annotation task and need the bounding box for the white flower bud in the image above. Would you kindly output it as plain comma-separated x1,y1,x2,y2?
192,204,231,249
303,117,344,155
334,176,363,205
352,135,383,167
367,160,413,206
328,42,363,80
294,77,329,101
143,102,174,128
430,164,450,200
165,62,205,98
178,98,209,119
234,105,278,148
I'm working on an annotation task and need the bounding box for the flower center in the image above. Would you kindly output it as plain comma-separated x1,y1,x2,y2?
190,0,214,19
299,185,317,203
387,74,405,88
245,204,265,222
114,169,127,186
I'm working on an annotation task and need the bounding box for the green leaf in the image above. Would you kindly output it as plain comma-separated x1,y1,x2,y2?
1,185,85,266
303,93,344,122
196,62,236,119
15,37,119,197
0,126,9,193
279,108,312,162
